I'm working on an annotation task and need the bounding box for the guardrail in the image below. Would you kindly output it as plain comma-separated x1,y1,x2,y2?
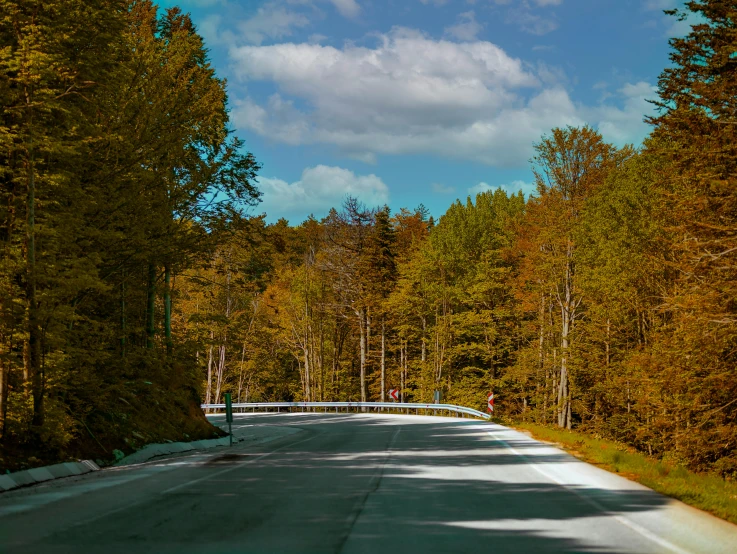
201,401,491,421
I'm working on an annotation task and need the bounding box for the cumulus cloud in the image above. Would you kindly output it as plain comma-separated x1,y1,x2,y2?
432,183,457,194
444,11,483,41
329,0,361,18
508,7,558,35
229,28,656,166
468,180,535,197
644,0,676,10
239,5,310,45
256,165,389,221
492,0,563,6
583,81,656,147
468,182,492,195
200,1,363,48
231,94,310,145
230,28,562,166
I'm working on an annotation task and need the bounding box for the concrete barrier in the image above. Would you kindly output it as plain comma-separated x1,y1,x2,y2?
0,460,100,493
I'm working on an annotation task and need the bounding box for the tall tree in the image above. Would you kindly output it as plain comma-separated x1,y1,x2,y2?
644,0,737,471
526,126,629,428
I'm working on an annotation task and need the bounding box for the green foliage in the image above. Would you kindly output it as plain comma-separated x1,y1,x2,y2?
0,0,258,469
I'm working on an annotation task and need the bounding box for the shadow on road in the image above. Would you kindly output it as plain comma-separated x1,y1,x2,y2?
3,413,672,554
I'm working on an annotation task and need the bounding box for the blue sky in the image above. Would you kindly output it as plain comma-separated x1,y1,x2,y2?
159,0,689,224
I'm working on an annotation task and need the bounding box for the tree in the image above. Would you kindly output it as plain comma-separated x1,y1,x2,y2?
643,1,737,472
525,126,629,428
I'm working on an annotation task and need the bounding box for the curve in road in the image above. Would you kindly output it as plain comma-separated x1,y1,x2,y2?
0,413,735,554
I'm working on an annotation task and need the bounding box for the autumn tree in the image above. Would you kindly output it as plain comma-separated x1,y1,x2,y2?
523,126,631,428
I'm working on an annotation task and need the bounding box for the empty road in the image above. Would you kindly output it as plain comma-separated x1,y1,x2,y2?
0,413,735,553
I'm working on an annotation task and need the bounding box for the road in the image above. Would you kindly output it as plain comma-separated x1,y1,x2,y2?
0,413,736,553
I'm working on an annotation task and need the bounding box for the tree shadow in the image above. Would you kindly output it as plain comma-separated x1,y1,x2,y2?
3,413,672,554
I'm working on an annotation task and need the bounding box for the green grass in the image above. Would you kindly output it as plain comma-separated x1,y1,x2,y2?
508,421,737,525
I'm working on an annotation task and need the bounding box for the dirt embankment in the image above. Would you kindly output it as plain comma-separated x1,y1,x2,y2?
0,380,224,473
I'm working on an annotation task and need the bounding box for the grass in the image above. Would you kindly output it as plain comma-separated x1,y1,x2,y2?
507,420,737,525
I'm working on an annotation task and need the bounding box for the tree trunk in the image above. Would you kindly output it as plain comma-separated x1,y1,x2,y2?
0,342,8,436
331,319,338,400
205,333,214,409
164,264,172,355
215,343,225,405
537,291,545,422
120,273,127,357
303,344,311,402
146,264,156,349
26,142,43,427
400,344,405,402
237,342,247,403
359,308,366,406
319,319,325,402
421,316,427,365
380,318,386,402
557,256,573,430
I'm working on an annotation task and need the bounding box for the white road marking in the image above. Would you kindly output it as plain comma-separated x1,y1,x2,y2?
487,429,693,554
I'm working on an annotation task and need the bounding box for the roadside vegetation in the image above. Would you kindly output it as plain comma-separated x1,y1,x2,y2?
508,420,737,525
0,0,257,471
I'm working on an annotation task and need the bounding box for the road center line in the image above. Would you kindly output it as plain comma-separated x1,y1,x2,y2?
486,429,693,554
337,426,401,554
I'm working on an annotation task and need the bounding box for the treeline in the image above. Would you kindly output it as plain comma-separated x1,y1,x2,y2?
185,2,736,475
0,0,259,464
2,0,735,477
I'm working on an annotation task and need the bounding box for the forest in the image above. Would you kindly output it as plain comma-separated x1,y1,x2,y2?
1,0,736,478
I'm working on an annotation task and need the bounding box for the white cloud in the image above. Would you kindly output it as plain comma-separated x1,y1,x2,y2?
232,94,310,145
239,5,310,45
199,1,361,48
468,182,492,195
508,8,558,35
468,180,534,196
199,15,236,47
230,29,656,166
345,151,378,164
330,0,361,18
583,81,656,147
308,33,328,44
185,0,227,5
256,165,389,221
492,0,562,5
444,11,483,41
492,0,561,35
231,28,558,166
432,183,457,194
644,0,676,10
665,14,696,38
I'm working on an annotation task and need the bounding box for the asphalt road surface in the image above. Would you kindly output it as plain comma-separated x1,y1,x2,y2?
1,413,736,554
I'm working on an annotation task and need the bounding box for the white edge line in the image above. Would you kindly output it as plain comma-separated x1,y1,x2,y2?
487,429,693,554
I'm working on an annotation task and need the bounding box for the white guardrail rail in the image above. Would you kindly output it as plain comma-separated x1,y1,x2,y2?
202,401,491,421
